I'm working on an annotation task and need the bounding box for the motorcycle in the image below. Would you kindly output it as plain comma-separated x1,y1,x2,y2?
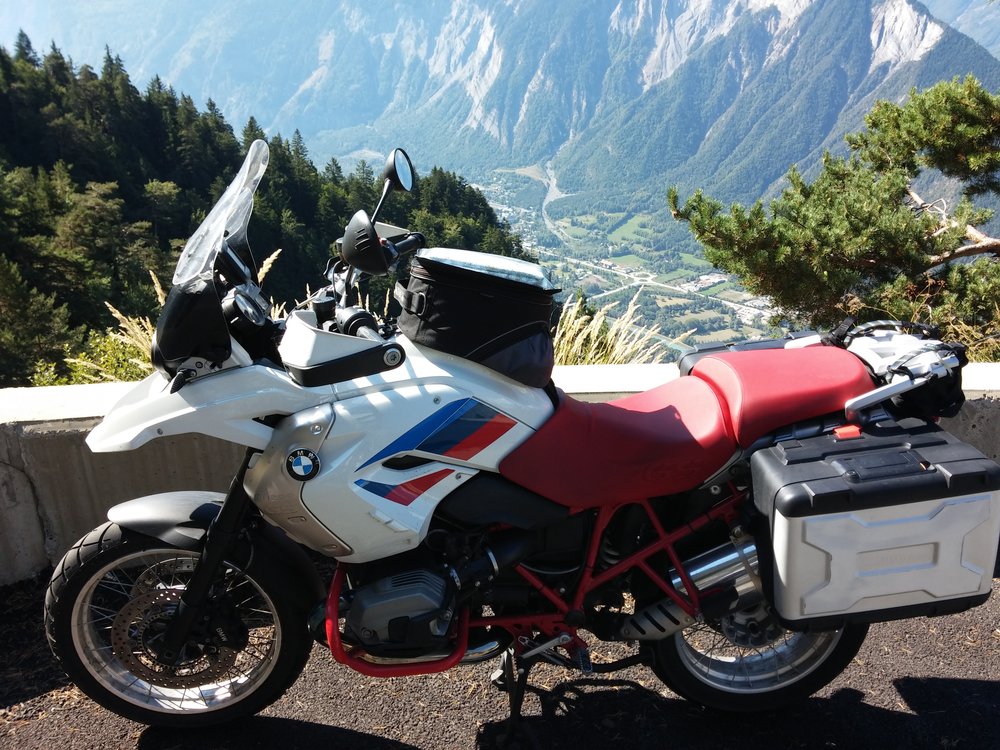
44,140,1000,733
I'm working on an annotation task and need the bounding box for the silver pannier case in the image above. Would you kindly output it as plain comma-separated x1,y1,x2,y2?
752,419,1000,629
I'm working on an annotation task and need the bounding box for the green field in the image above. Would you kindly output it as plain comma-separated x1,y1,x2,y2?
703,281,733,294
715,289,752,303
570,212,628,229
678,310,724,324
609,254,646,269
694,328,744,344
655,295,692,307
654,270,688,283
679,252,712,269
608,214,655,243
557,221,591,240
510,165,546,182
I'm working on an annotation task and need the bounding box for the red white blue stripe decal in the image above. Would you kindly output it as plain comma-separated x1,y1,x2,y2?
355,469,454,507
358,399,517,470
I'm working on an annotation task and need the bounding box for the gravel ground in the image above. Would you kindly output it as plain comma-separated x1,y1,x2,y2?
2,571,999,750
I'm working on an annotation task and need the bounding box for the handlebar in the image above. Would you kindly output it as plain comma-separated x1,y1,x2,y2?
355,325,383,342
332,305,406,374
336,306,383,339
385,232,426,260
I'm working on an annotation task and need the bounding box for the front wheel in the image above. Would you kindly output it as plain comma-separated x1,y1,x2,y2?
44,522,313,727
647,604,868,712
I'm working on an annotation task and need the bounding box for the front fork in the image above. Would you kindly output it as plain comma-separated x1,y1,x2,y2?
157,448,256,663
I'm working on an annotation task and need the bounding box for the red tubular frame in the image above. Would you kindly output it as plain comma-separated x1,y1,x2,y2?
326,489,745,675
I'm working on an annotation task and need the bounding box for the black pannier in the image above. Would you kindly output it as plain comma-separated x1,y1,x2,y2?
394,248,558,388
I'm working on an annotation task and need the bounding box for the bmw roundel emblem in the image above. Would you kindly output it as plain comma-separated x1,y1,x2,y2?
286,449,320,481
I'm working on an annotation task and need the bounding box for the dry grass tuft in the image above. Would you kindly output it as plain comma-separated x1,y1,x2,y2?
554,292,668,366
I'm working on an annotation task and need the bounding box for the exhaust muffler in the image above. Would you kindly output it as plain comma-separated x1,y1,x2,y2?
619,537,759,640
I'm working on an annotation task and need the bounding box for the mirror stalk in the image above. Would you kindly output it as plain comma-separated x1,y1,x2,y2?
370,179,392,225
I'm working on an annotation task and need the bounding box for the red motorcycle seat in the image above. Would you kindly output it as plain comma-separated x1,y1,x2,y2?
499,376,737,507
691,348,873,448
499,346,874,508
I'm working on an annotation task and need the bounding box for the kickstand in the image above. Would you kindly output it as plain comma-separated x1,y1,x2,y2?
494,648,541,750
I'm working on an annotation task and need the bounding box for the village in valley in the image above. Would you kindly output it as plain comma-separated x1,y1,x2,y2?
477,171,778,347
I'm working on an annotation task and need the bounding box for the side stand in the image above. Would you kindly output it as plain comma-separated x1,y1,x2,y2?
494,648,541,750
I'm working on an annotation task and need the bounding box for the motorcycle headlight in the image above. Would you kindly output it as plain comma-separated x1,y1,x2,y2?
223,288,268,330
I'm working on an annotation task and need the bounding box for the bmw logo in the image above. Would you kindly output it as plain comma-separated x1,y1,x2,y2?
286,449,320,481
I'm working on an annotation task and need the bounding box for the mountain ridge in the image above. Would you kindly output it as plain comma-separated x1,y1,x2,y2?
3,0,999,214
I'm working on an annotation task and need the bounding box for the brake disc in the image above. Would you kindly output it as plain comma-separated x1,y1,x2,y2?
110,588,238,689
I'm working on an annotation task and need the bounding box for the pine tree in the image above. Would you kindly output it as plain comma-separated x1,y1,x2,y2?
13,30,39,67
669,76,1000,356
242,116,266,149
0,36,528,382
0,256,81,385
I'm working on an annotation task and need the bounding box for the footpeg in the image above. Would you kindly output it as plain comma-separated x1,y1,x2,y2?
519,632,571,660
571,645,593,673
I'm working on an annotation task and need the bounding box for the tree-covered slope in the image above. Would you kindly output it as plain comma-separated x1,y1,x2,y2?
0,36,523,386
556,0,1000,208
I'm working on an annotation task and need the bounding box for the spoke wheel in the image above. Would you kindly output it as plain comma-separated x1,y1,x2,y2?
648,604,868,712
45,523,312,727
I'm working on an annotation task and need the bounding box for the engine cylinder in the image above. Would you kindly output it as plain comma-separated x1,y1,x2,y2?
346,570,451,648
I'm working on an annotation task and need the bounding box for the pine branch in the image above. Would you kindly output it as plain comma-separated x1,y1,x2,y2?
928,235,1000,265
907,188,1000,265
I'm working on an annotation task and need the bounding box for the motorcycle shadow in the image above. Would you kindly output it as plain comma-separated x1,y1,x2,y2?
476,675,1000,750
138,716,422,750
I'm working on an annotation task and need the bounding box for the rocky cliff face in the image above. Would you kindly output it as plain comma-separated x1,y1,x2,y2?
869,0,944,76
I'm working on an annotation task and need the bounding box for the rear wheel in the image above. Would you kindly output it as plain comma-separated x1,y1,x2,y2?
44,522,313,727
648,602,868,712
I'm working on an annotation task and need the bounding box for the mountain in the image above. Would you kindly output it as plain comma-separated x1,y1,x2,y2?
922,0,1000,58
554,0,1000,207
3,0,999,214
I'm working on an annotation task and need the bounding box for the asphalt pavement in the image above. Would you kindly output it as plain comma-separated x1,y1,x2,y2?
2,573,999,750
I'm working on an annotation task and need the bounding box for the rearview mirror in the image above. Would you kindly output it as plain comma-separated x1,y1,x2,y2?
371,148,415,224
381,148,414,192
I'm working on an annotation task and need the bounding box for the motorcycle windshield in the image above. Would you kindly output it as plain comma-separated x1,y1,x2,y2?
172,139,270,286
152,140,270,376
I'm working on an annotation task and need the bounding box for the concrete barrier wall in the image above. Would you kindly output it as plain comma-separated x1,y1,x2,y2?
1,364,997,586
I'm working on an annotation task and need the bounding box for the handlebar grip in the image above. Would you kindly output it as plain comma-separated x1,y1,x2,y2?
391,232,426,257
355,325,383,342
336,306,383,339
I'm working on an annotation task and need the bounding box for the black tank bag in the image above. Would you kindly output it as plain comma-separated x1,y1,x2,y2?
395,253,557,388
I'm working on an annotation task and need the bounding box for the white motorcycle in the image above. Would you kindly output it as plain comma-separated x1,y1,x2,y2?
44,141,1000,733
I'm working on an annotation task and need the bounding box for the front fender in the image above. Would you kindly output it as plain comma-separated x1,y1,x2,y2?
108,491,325,610
107,491,227,549
86,366,334,452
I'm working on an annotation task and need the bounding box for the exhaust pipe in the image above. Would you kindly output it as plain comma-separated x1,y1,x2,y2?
346,637,510,668
619,537,759,640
